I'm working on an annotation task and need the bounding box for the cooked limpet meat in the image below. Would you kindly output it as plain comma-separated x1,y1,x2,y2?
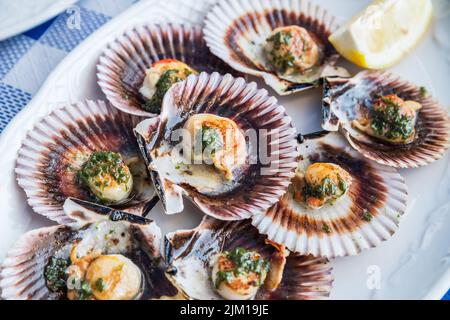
252,132,408,258
164,217,333,300
139,59,197,113
79,151,133,204
184,114,247,180
352,94,422,145
292,162,352,209
135,72,298,219
264,26,320,76
322,70,450,167
211,247,269,300
0,198,181,300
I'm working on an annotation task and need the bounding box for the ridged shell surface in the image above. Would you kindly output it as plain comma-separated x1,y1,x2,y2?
252,132,408,258
135,72,299,220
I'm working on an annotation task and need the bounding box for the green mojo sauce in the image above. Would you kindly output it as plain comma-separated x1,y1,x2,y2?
215,247,269,289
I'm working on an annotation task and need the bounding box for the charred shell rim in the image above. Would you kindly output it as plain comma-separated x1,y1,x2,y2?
15,100,152,225
203,0,343,95
165,217,333,300
322,70,450,168
135,72,299,220
0,202,179,300
97,23,241,117
252,132,408,258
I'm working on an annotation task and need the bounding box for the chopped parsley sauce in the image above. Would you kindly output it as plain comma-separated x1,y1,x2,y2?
419,86,428,98
44,256,94,300
95,278,106,292
362,212,373,222
215,247,269,289
77,281,93,300
322,224,331,234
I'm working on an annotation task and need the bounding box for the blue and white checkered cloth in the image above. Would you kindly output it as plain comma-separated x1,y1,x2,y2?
0,0,137,132
0,0,448,300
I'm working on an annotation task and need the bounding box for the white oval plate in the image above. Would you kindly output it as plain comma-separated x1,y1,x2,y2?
0,0,449,300
0,0,78,41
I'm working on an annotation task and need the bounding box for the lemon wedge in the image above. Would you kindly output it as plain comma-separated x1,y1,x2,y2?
329,0,433,69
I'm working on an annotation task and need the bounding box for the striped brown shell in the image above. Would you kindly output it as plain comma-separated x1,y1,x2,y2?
252,132,408,258
0,199,180,300
134,72,299,220
165,216,333,300
203,0,348,95
97,23,240,117
322,70,450,168
15,100,154,225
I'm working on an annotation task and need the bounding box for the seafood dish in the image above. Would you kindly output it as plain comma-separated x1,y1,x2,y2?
15,101,154,224
252,132,408,258
322,71,450,167
203,0,349,95
0,199,179,300
1,0,449,301
134,72,298,220
97,23,240,117
165,217,333,300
